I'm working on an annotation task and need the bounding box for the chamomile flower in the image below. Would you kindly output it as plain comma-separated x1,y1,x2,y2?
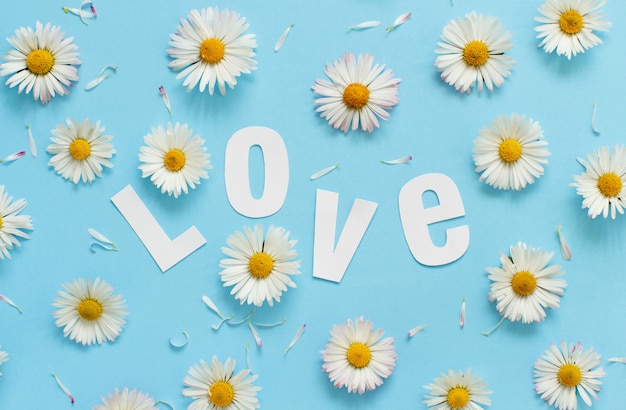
534,341,605,410
138,122,212,198
219,225,300,307
472,113,550,191
487,242,566,324
93,387,157,410
535,0,611,60
182,356,260,410
571,145,626,219
47,118,115,184
312,52,400,133
435,12,514,93
0,347,7,376
52,277,128,346
321,316,397,395
423,369,492,410
167,7,257,95
0,21,80,104
0,186,33,260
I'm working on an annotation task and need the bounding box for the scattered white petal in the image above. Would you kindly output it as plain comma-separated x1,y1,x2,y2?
459,298,466,328
608,357,626,364
169,331,189,348
386,12,411,32
62,1,97,25
407,324,425,338
284,324,306,355
274,24,294,52
26,124,36,157
155,399,175,409
592,101,600,135
556,225,572,261
211,316,233,330
202,295,225,319
381,155,412,165
248,321,262,348
51,373,75,404
0,295,22,313
88,228,116,246
159,86,172,115
90,242,118,252
0,151,25,163
348,20,381,30
310,163,339,180
84,65,117,91
255,317,286,327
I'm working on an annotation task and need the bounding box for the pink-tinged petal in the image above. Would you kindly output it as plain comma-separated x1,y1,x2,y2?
407,324,425,338
284,324,306,354
386,12,411,32
459,298,466,328
0,151,25,163
557,226,572,261
248,321,262,348
51,373,75,404
26,124,37,157
381,155,412,165
159,86,172,115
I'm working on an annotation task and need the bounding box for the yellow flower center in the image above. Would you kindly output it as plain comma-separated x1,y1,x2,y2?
463,40,489,67
0,216,3,230
163,149,186,172
597,172,622,198
248,252,274,279
25,49,54,75
558,363,582,387
346,342,371,368
559,10,584,35
69,138,91,161
511,270,537,296
208,380,235,407
498,139,523,163
77,298,103,321
342,83,370,110
447,387,470,409
199,38,226,64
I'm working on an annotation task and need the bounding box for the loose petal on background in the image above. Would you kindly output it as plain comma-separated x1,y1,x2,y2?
202,295,225,319
386,12,411,32
274,24,294,52
381,155,412,165
248,321,262,348
0,295,22,313
159,86,172,115
557,225,572,260
26,124,36,157
51,373,75,404
84,65,117,91
255,317,287,327
408,324,425,338
348,20,381,30
0,151,25,164
459,298,466,328
284,324,306,354
169,331,189,348
62,1,97,25
310,163,339,180
591,101,600,135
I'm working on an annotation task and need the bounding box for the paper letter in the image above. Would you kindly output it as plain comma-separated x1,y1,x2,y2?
224,126,289,218
111,185,207,272
313,189,378,282
399,173,469,266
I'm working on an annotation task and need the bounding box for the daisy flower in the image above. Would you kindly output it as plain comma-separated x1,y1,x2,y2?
0,186,33,260
312,52,400,133
93,387,157,410
534,341,605,410
219,225,300,307
435,12,514,94
571,145,626,219
0,347,7,376
182,356,260,410
47,118,115,184
52,277,128,346
0,21,80,104
423,369,492,410
167,7,257,95
535,0,611,59
472,113,551,191
320,316,397,394
487,242,566,324
138,122,211,198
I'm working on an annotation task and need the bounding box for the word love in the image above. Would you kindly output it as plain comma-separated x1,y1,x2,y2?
112,126,469,279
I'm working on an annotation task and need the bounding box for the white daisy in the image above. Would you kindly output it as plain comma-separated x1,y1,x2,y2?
0,185,33,260
47,118,115,184
435,11,514,94
138,122,212,198
167,7,257,95
219,225,300,307
571,145,626,219
487,242,566,324
0,347,7,376
320,316,397,395
423,369,492,410
535,0,611,60
52,277,128,346
0,21,80,104
312,52,400,133
472,113,551,191
93,387,157,410
534,341,605,410
182,356,260,410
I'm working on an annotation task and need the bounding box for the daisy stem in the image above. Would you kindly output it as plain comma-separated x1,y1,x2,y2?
227,309,256,326
155,399,175,409
254,317,287,327
481,316,506,337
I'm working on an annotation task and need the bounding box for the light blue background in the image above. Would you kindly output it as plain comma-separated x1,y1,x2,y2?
1,0,625,409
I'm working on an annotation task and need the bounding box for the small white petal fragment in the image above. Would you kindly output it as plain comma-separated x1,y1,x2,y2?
608,357,626,364
228,309,256,326
26,123,37,157
248,321,262,348
90,242,119,253
84,65,117,91
348,20,381,30
556,225,572,261
284,324,306,355
481,316,506,337
407,324,425,338
201,295,225,319
255,317,287,327
459,298,466,328
155,400,175,410
310,163,339,180
274,24,294,52
591,101,600,135
0,151,25,164
245,342,252,371
51,372,75,404
61,1,97,25
211,316,234,331
169,331,189,348
381,155,412,165
159,86,172,115
386,12,411,32
0,294,22,313
88,228,116,247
